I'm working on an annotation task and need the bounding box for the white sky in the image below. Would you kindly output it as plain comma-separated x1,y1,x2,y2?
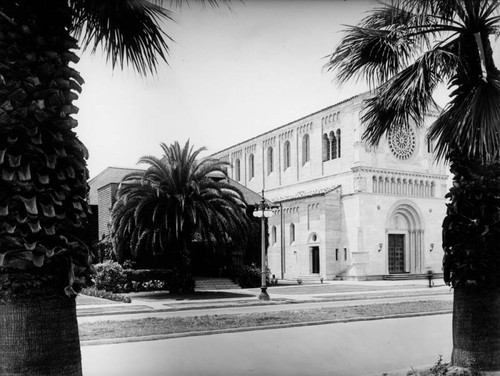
74,0,447,179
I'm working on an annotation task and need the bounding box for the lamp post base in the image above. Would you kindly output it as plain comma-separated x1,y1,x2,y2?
258,287,270,301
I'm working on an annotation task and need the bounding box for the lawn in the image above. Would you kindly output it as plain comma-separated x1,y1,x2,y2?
78,299,452,342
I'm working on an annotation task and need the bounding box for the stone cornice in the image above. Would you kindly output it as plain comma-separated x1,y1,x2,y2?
270,185,341,203
351,166,449,181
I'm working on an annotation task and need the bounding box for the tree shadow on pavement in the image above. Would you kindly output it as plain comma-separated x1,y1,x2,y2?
128,291,256,301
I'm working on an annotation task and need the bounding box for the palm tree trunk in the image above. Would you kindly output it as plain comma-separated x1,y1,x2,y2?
0,296,82,376
0,3,91,373
452,286,500,371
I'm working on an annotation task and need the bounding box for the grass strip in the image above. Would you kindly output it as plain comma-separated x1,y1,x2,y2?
78,300,452,341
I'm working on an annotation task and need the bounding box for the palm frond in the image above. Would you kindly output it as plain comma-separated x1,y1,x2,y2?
362,46,458,146
166,0,233,8
70,0,172,75
429,74,500,162
325,2,450,87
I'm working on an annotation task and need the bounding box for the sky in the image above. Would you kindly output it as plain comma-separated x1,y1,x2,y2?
74,0,440,179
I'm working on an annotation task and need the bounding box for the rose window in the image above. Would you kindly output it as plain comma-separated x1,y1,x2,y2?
388,126,416,160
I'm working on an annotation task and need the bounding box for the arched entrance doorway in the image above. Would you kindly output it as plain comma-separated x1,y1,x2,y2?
385,200,424,274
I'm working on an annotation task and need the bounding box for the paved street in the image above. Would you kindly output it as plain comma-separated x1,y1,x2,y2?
81,313,452,376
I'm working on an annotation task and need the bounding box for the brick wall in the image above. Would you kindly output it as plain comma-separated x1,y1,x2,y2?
97,183,119,240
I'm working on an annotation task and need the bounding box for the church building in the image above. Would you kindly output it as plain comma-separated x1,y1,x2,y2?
211,92,449,281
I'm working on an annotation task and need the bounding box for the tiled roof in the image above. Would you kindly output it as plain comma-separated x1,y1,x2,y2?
270,185,341,202
88,167,144,205
227,179,273,206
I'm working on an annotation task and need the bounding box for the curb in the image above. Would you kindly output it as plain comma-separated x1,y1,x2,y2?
80,309,452,347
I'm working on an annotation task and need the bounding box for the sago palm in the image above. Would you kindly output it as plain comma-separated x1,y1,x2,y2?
325,0,500,371
111,140,250,292
0,1,226,375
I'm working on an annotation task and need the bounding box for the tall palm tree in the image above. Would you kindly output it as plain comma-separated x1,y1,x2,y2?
111,140,250,293
0,1,226,375
325,0,500,371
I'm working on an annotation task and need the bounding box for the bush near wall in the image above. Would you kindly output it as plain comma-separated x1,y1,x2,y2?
93,261,174,293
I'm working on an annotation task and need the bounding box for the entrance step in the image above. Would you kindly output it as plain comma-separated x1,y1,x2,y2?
194,277,241,290
333,266,354,280
383,273,444,281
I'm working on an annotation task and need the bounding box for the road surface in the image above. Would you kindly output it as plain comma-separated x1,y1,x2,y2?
81,312,452,376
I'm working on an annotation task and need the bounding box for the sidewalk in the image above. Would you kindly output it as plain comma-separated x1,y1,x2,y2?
76,279,452,321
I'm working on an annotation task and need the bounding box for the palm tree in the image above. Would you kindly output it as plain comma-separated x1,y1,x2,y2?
0,1,226,375
325,0,500,371
111,140,250,293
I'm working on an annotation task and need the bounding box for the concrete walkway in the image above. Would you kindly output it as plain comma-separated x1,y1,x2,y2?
76,280,452,322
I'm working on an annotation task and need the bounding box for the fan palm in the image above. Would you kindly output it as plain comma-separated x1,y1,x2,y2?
325,0,500,371
111,140,250,292
0,1,226,375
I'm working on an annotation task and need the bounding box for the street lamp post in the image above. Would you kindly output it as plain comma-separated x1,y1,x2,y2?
253,190,273,301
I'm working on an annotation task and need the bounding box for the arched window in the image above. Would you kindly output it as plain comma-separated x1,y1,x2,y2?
248,154,255,180
290,223,295,244
427,137,433,153
283,141,291,170
271,226,277,245
322,134,330,161
329,131,337,159
267,147,273,175
235,159,241,181
336,129,341,158
302,134,310,165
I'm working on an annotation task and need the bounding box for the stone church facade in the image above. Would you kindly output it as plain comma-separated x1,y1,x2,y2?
211,92,449,280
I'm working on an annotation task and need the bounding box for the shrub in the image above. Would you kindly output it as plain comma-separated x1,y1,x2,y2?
93,261,196,294
81,286,131,303
122,269,172,292
122,259,137,270
93,236,114,264
94,261,127,293
234,264,269,288
93,262,177,293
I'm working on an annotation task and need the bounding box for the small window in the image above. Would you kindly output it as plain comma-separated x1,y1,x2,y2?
249,154,255,179
235,159,241,181
267,147,273,175
271,226,277,245
329,131,337,159
290,223,295,244
336,129,341,158
283,141,291,170
302,134,310,165
335,248,339,261
323,134,330,161
344,248,347,261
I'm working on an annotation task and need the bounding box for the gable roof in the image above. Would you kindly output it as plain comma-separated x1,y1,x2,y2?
227,179,274,206
87,167,271,207
88,167,144,205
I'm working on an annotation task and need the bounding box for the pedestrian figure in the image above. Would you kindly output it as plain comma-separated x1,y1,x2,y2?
427,269,434,288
